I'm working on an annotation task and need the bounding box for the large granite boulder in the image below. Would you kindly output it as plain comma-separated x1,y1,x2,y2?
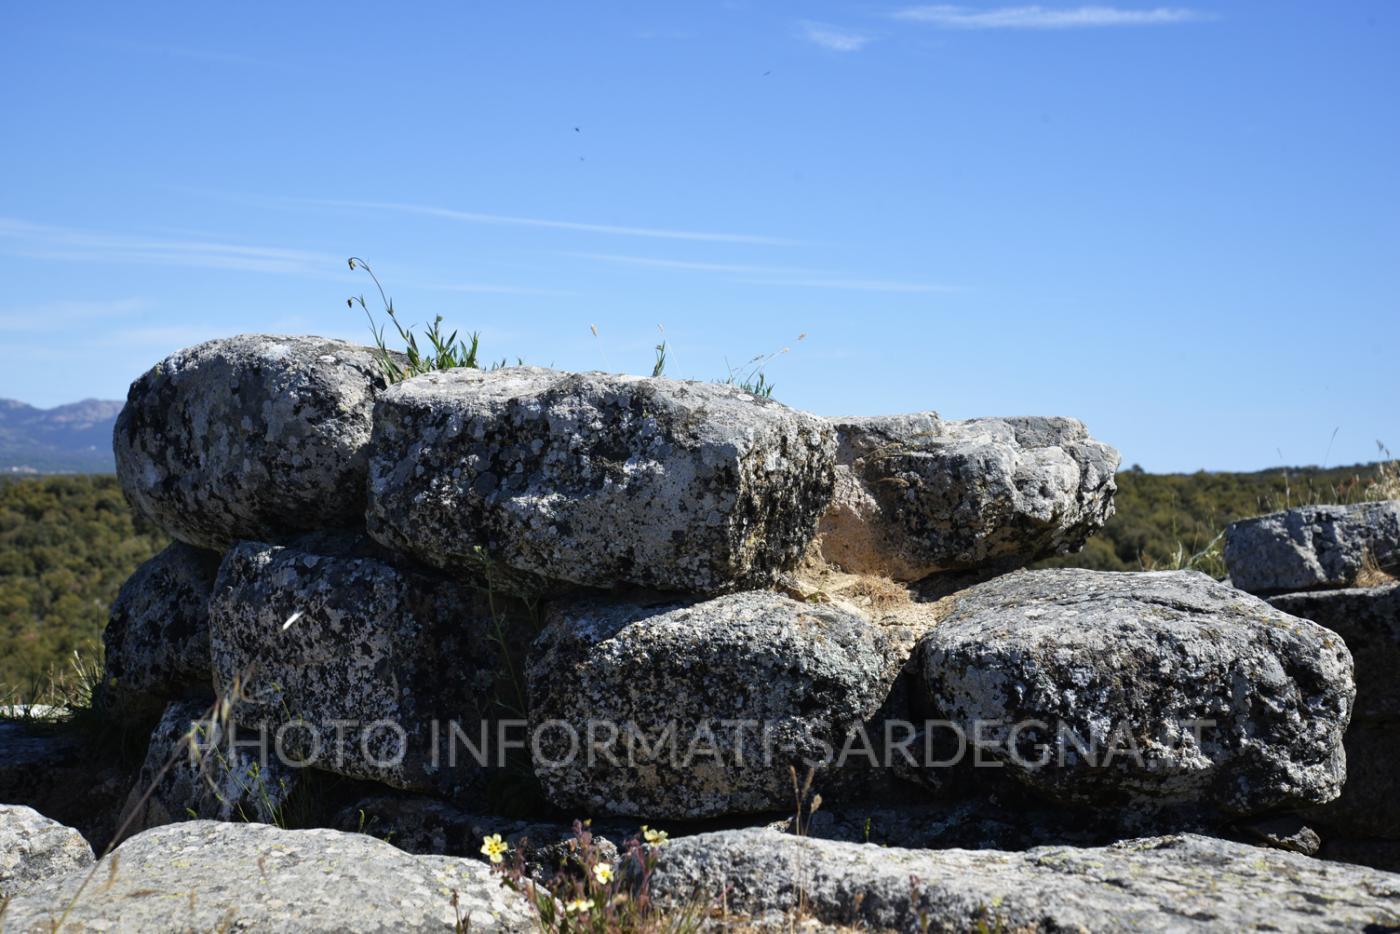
99,542,223,718
208,536,525,794
118,700,301,838
645,828,1400,931
528,591,902,818
114,335,394,550
366,367,835,594
1269,582,1400,721
0,805,93,898
1225,500,1400,595
0,820,535,932
916,569,1354,815
818,414,1118,581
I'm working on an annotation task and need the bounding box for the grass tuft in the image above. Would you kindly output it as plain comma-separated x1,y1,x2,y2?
347,257,481,383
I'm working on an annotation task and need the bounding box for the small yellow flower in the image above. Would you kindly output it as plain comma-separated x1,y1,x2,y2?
593,862,614,885
565,897,595,914
480,833,508,864
642,825,669,846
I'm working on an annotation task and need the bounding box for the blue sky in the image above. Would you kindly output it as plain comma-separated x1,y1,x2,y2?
1,2,1395,472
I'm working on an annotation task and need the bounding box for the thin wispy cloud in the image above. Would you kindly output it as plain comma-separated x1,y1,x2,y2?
0,217,336,275
422,281,575,297
310,199,800,246
567,252,811,276
571,252,959,293
893,5,1208,29
799,20,873,52
0,298,146,334
738,276,960,293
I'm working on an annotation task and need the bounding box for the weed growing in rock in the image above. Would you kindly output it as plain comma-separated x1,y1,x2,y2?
346,257,803,397
718,339,800,398
487,820,711,933
347,257,482,382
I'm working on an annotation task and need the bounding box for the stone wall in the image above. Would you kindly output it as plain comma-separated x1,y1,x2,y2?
5,333,1390,928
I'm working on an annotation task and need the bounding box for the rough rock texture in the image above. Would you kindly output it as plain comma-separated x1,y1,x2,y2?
0,804,94,898
1,820,535,932
99,542,223,718
367,367,835,593
114,335,394,550
1269,583,1400,721
209,536,523,794
818,414,1119,581
916,569,1354,815
528,591,902,818
1225,500,1400,595
646,828,1400,931
0,718,133,852
118,700,300,838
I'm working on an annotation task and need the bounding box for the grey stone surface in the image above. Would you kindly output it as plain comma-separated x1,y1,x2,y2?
528,591,902,819
1,820,535,932
99,542,223,718
209,536,523,794
0,804,93,898
1270,582,1400,721
1225,500,1400,595
646,827,1400,931
118,700,300,838
818,414,1119,581
366,367,835,593
114,335,394,550
916,569,1354,815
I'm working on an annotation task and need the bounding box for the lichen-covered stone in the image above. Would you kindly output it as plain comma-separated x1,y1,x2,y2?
916,569,1354,815
0,804,93,898
645,828,1400,931
1,820,535,932
99,542,222,718
1225,500,1400,595
528,591,902,819
366,367,835,593
208,536,524,794
818,414,1119,581
1269,582,1400,720
118,699,300,837
114,335,394,550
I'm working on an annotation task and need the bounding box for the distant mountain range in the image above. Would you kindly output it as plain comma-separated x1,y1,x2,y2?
0,399,123,474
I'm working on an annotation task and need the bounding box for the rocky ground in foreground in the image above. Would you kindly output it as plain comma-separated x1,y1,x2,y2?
3,334,1400,931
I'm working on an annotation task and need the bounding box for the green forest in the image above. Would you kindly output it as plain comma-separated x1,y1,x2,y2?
0,462,1392,700
0,475,165,696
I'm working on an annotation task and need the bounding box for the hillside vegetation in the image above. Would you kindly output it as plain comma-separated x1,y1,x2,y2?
1037,460,1390,577
0,475,165,695
0,462,1394,699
